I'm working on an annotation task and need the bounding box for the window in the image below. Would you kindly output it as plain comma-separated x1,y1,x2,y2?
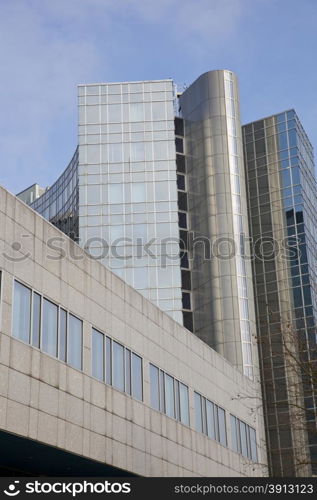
194,391,227,447
13,281,31,343
150,364,189,425
177,174,186,191
150,364,160,410
91,329,143,401
68,314,82,370
42,299,58,357
32,293,41,348
230,414,258,462
12,280,83,370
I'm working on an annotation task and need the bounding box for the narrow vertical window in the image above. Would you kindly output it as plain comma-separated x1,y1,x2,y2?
231,415,239,452
165,374,175,418
68,314,82,370
106,336,112,385
59,309,67,362
250,427,258,462
150,364,160,410
179,383,189,426
13,281,31,343
31,292,41,348
42,299,58,357
218,407,227,446
194,392,203,433
113,341,124,391
92,329,104,380
174,380,180,421
131,353,143,401
239,421,248,457
125,349,131,395
159,370,165,413
206,400,216,440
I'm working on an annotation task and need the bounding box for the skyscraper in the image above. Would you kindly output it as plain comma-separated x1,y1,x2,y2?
18,71,317,476
243,110,317,476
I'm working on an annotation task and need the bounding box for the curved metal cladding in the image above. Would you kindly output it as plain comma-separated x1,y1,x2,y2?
31,147,79,240
179,70,257,377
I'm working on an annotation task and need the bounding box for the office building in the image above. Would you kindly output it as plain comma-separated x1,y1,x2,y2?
243,111,317,476
0,185,267,476
16,70,317,476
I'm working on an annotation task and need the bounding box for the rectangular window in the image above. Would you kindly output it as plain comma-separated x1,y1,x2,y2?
113,341,125,392
194,392,203,433
165,374,175,418
125,349,132,395
106,336,112,385
59,309,67,362
68,314,82,370
13,281,31,343
231,414,257,462
42,299,58,357
179,382,190,426
92,328,104,380
195,392,228,447
150,364,160,410
131,353,142,401
217,407,227,446
150,364,189,425
31,292,41,348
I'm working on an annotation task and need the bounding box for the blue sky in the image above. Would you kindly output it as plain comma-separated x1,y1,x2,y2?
1,0,317,194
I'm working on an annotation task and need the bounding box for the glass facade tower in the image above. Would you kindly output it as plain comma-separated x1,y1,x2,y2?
243,110,317,476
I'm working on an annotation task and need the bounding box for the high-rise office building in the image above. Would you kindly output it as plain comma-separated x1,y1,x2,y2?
17,70,317,476
243,111,317,476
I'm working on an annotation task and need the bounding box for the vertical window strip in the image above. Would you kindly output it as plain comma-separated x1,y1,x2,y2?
12,279,83,371
194,391,228,447
230,414,258,462
91,328,143,402
150,363,190,426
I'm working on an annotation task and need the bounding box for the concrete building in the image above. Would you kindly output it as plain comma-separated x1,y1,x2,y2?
16,70,317,476
243,110,317,476
0,185,267,476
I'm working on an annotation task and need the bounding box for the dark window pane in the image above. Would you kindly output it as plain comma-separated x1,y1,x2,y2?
175,137,184,153
182,292,191,310
180,252,189,269
174,117,184,136
59,309,67,362
178,191,188,211
177,174,186,191
13,281,31,343
178,212,187,229
231,415,239,452
183,311,193,332
206,400,216,439
32,293,41,348
92,329,104,380
181,270,191,290
176,154,185,173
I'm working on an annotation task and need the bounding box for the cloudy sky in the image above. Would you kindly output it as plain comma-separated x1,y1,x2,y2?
1,0,317,194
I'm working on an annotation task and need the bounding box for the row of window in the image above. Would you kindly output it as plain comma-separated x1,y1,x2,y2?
92,329,143,401
13,281,82,370
150,364,190,425
11,279,258,461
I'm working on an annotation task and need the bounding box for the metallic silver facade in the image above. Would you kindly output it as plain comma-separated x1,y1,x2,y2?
179,71,257,377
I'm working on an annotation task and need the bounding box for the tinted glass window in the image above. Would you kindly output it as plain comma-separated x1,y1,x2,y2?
92,329,104,380
165,374,175,418
68,314,82,370
194,392,203,432
32,292,41,348
113,341,125,391
42,299,58,357
132,353,143,401
59,309,67,362
13,281,31,343
150,364,160,410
